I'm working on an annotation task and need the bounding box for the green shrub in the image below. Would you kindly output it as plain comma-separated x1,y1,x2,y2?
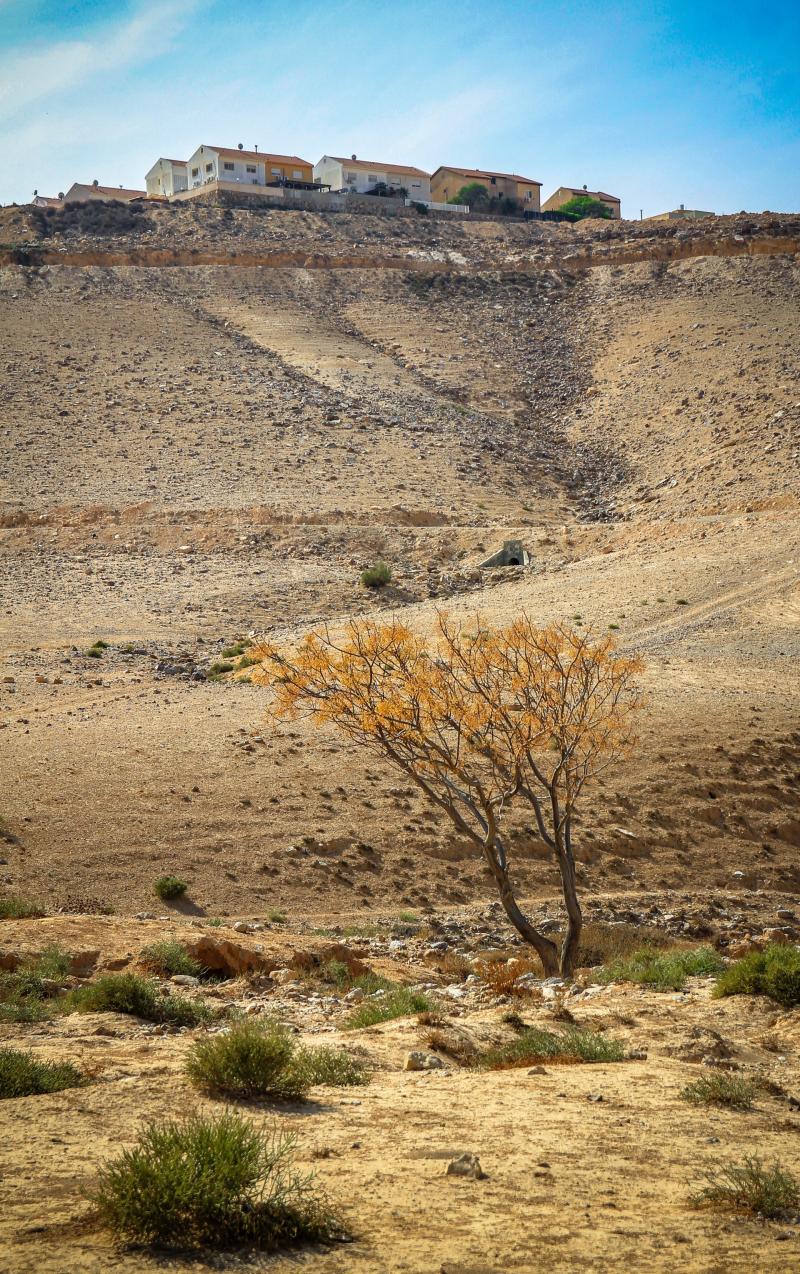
480,1025,625,1069
592,946,724,991
0,1046,86,1099
360,561,392,590
185,1019,367,1099
222,640,250,659
303,959,392,996
186,1020,306,1100
557,194,613,221
344,987,433,1029
154,875,188,901
92,1112,341,1249
67,973,213,1027
681,1073,758,1110
713,944,800,1008
0,896,46,919
208,661,234,678
0,944,71,1023
691,1156,800,1219
139,940,201,978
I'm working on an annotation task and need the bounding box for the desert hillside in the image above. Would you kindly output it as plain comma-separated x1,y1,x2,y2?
1,203,799,1272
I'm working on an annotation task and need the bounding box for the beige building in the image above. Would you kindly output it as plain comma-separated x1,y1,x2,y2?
542,185,621,218
63,181,146,203
185,145,314,192
145,158,188,198
313,155,431,200
647,205,715,221
430,166,541,208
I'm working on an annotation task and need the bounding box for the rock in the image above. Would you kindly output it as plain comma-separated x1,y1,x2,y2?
446,1152,486,1180
404,1050,445,1072
344,987,365,1004
527,1065,548,1075
184,935,275,976
668,1028,734,1063
171,974,200,986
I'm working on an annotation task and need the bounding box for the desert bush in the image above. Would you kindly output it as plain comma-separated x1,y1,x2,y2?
67,973,213,1027
185,1019,366,1099
360,561,392,589
344,987,434,1029
591,946,723,991
92,1112,341,1249
85,639,108,658
713,944,800,1008
0,896,46,919
0,1046,85,1099
576,921,675,968
480,1025,625,1069
433,951,473,981
208,660,234,678
300,958,392,996
222,640,250,659
0,944,71,1022
154,875,188,901
475,957,540,996
691,1156,799,1219
681,1073,758,1111
139,940,201,979
423,1027,478,1066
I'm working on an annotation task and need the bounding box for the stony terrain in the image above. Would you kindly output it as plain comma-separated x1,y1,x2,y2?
1,202,799,1270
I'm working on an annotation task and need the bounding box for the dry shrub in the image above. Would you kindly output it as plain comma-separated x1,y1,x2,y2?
433,951,473,982
423,1028,478,1066
475,957,541,996
576,921,676,968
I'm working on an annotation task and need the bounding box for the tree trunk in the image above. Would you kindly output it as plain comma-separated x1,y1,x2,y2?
484,844,560,976
556,841,583,977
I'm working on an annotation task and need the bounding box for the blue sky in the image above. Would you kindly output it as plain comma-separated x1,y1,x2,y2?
1,0,798,214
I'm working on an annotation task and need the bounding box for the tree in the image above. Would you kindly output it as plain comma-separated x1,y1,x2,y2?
253,615,643,976
449,182,491,210
558,194,613,221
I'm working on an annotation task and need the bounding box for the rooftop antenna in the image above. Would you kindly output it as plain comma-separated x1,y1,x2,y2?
237,142,243,150
254,144,258,152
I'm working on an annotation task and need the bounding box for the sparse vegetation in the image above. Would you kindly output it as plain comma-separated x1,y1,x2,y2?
344,987,434,1029
154,874,188,901
681,1073,758,1110
0,896,46,920
67,973,214,1027
0,944,71,1022
591,946,724,991
0,1046,86,1099
713,943,800,1008
92,1112,342,1250
475,957,540,996
139,940,201,978
360,561,392,589
479,1025,626,1068
208,660,235,679
85,639,108,658
222,640,251,659
691,1156,799,1220
185,1019,366,1099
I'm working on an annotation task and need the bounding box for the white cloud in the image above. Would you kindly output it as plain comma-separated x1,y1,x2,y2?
0,0,202,124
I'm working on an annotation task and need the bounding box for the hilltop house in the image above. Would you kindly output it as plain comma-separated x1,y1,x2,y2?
313,155,431,200
63,181,146,203
542,185,621,218
430,166,541,209
185,146,314,191
145,158,188,198
647,205,714,221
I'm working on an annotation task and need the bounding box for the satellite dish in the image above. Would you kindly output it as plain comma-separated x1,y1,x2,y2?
238,142,243,150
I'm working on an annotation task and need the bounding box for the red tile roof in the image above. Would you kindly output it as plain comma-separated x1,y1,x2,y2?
207,146,312,166
434,165,541,186
327,156,431,178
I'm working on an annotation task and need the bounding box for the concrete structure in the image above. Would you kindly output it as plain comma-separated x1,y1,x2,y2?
542,185,621,218
479,540,531,568
63,182,146,203
186,145,313,191
314,155,431,201
647,205,715,221
145,158,188,198
33,195,63,208
430,166,541,209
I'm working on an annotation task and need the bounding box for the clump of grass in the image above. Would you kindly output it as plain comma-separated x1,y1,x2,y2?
691,1156,799,1220
0,944,71,1023
681,1073,758,1110
67,973,214,1027
479,1024,625,1069
396,910,418,923
475,957,540,996
0,1046,86,1099
92,1112,342,1250
185,1019,366,1100
139,940,201,979
0,896,46,920
154,875,188,901
344,987,434,1029
267,909,287,924
577,921,676,968
360,561,392,589
299,958,393,997
591,946,724,991
208,660,234,679
433,951,473,982
85,639,109,658
222,640,250,659
713,944,800,1008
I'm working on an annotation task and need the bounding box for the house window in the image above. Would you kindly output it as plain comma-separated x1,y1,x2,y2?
490,176,497,185
246,165,257,173
205,162,213,173
223,162,234,171
271,167,281,176
368,174,378,183
292,169,302,179
346,171,357,184
191,168,199,177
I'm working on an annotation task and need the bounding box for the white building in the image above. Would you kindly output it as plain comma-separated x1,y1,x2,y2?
184,145,313,190
313,155,431,201
145,158,188,198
